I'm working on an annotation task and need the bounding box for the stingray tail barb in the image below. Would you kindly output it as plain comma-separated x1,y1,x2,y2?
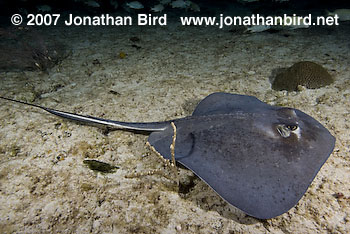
0,96,167,132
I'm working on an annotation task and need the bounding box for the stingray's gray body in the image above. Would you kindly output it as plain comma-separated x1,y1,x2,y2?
0,92,335,219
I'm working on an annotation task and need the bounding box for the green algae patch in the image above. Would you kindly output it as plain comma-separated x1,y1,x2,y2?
83,160,119,173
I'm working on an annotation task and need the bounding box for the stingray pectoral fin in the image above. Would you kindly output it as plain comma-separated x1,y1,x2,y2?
0,96,168,132
192,92,273,116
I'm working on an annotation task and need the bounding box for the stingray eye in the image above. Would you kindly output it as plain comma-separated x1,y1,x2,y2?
287,124,298,131
276,124,300,139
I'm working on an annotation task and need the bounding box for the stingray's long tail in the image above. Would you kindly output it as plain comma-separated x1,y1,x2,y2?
0,96,168,132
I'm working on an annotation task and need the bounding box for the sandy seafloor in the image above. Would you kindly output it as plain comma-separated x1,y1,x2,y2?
0,16,349,234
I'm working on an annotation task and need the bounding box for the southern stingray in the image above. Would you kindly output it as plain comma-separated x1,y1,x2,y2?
0,92,335,219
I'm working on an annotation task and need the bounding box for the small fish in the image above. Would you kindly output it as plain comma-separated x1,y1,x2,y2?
189,1,200,12
18,8,29,16
126,1,144,9
159,0,171,5
327,9,350,21
110,0,119,9
36,5,52,12
238,0,259,3
275,15,310,30
83,160,119,173
151,4,165,13
171,0,190,9
84,0,100,8
245,25,271,33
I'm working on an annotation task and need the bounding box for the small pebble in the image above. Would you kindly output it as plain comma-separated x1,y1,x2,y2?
175,224,181,231
119,52,127,59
